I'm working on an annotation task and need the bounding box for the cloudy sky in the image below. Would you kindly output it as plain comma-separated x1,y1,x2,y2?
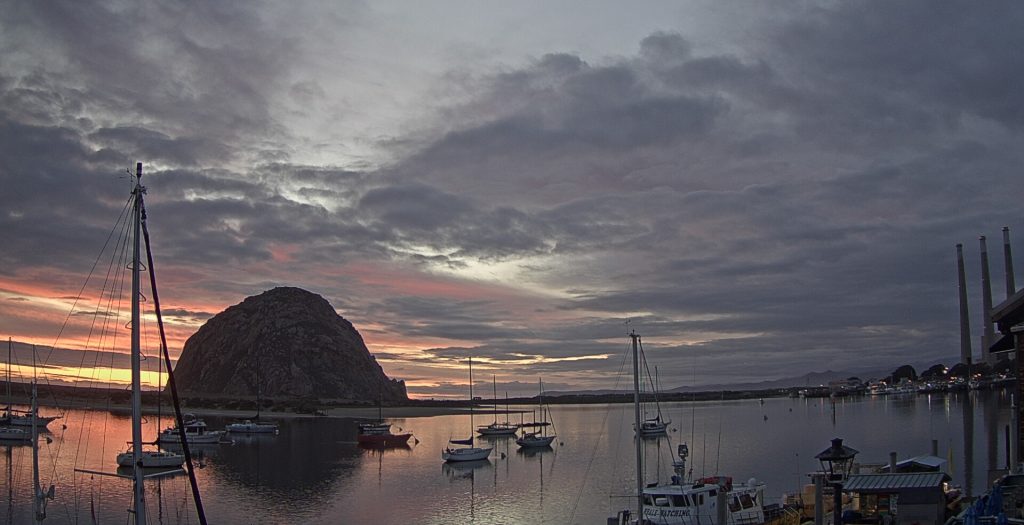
1,1,1022,398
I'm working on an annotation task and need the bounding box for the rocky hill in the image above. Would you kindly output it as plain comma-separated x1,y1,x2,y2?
172,287,407,402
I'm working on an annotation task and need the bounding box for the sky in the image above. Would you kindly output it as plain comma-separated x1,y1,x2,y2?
1,1,1022,399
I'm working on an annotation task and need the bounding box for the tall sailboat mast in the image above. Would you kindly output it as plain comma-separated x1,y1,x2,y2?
130,162,147,524
630,331,644,519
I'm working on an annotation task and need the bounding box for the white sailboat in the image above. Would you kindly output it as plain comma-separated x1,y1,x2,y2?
516,378,556,448
442,356,492,463
226,354,278,434
1,339,60,429
157,414,225,444
636,363,670,437
613,331,767,525
477,375,518,436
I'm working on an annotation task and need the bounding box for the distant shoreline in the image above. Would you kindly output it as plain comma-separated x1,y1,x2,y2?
2,379,800,420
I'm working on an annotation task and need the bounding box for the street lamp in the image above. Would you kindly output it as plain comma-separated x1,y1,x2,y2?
816,438,859,524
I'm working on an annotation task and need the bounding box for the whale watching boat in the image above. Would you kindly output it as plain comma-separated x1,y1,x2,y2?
612,331,767,525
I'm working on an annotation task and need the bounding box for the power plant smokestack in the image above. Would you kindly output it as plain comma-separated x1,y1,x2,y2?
980,236,996,365
1004,227,1016,298
957,244,973,366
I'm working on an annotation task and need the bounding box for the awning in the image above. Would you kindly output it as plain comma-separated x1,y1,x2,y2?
843,472,950,492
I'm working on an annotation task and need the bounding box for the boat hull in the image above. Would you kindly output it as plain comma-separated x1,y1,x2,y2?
225,421,278,434
442,446,492,462
358,432,412,447
157,431,225,444
116,450,185,468
477,424,518,436
516,434,555,448
2,414,59,428
0,427,30,442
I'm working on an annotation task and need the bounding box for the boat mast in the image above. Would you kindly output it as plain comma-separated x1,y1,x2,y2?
492,376,497,425
5,338,10,418
130,162,147,524
631,331,644,519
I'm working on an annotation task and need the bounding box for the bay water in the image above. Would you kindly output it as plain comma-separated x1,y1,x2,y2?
1,390,1011,524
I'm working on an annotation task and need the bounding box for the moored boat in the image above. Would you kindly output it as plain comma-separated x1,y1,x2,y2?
158,414,225,444
442,356,492,463
613,331,767,525
116,447,184,468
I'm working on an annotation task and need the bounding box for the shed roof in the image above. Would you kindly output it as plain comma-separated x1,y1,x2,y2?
843,472,950,492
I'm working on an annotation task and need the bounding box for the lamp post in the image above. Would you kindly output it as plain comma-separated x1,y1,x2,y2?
816,438,859,524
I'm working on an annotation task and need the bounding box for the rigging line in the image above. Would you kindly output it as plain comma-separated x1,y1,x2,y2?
141,200,209,525
42,194,133,369
72,214,132,483
569,334,630,522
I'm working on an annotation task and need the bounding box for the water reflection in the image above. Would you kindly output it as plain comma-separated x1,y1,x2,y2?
4,392,1021,524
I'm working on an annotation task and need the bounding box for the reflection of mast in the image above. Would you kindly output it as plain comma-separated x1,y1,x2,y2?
6,445,12,525
31,346,53,522
963,393,975,497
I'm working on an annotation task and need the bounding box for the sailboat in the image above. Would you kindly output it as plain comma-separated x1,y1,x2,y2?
1,339,60,429
477,375,518,436
516,378,555,448
357,388,412,447
613,331,767,525
73,163,208,525
442,356,493,462
636,362,670,437
226,353,279,434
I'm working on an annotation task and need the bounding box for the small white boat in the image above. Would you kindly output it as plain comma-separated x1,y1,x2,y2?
443,356,492,463
637,415,670,437
116,447,184,468
1,411,60,429
477,422,518,436
225,419,278,434
157,415,225,444
477,376,518,436
516,378,556,449
442,445,492,462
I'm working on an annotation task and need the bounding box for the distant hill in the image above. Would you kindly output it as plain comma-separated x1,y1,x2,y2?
173,287,407,402
545,361,958,398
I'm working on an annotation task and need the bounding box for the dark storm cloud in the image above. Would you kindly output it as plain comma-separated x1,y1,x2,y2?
3,1,1023,392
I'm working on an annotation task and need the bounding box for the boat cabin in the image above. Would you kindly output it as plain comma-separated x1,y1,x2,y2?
841,472,951,525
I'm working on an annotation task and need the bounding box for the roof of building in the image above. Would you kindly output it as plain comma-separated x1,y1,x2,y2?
843,472,950,492
992,288,1024,333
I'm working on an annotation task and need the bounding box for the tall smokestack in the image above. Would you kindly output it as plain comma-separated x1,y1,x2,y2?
1004,227,1016,298
957,244,973,365
980,236,996,365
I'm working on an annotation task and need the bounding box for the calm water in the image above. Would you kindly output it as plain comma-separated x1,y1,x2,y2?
1,390,1014,524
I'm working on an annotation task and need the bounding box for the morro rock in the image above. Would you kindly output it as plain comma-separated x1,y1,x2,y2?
173,287,407,402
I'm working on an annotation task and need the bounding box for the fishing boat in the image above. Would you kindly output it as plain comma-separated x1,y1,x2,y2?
158,414,225,444
357,390,412,447
477,376,518,436
516,378,556,448
1,339,60,429
613,331,767,525
225,353,278,434
442,356,493,463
